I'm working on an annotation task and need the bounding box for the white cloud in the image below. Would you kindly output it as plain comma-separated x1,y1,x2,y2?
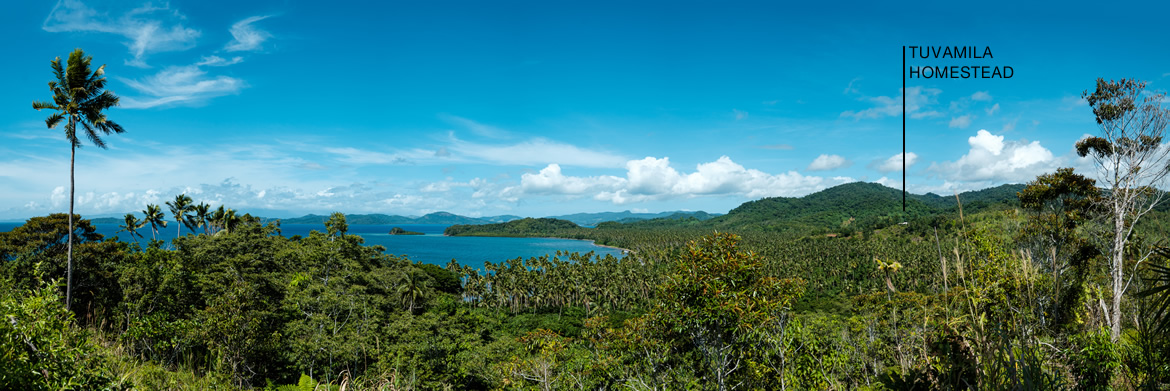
986,103,1000,115
43,0,200,67
929,129,1056,183
760,144,793,150
971,91,992,101
440,115,511,139
513,156,842,205
195,55,243,67
807,154,849,171
949,114,974,129
520,164,623,195
873,152,918,173
733,109,749,120
119,64,247,108
449,136,627,168
324,147,416,165
841,86,943,120
225,15,273,52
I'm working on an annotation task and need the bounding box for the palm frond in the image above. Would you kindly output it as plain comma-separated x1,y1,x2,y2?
42,112,64,129
1137,246,1170,334
79,120,106,149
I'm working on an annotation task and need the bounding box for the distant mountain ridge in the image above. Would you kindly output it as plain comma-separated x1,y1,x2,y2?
74,182,1025,231
548,210,719,226
279,212,513,225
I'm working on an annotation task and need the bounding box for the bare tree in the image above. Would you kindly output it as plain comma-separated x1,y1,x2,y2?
1075,78,1170,341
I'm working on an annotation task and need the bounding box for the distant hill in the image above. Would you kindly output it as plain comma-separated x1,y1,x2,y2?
280,211,509,225
445,217,581,237
89,217,124,224
549,210,719,226
601,182,1026,235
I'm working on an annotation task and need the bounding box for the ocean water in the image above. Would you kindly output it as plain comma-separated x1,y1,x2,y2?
0,222,626,269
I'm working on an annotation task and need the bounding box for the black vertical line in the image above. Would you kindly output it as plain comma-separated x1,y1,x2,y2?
902,46,906,212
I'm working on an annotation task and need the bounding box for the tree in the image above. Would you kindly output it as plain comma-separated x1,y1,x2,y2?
325,212,348,238
1075,78,1170,341
32,48,125,310
653,232,805,390
143,204,167,241
1017,167,1101,330
167,194,194,238
117,213,145,245
190,202,212,235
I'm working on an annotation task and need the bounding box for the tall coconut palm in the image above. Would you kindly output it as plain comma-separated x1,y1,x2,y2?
166,194,193,237
32,48,125,310
143,204,167,241
117,213,145,245
190,202,212,235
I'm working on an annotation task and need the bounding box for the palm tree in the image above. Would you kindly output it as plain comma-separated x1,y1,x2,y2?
143,204,167,241
166,194,193,237
210,205,242,235
32,48,125,310
397,269,430,313
190,202,211,235
117,213,145,245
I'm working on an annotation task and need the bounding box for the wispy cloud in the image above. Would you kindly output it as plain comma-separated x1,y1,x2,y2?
225,15,273,52
841,86,943,120
448,135,627,168
949,114,974,129
440,114,511,139
760,144,793,150
119,64,247,108
43,0,200,67
733,109,749,120
195,55,243,67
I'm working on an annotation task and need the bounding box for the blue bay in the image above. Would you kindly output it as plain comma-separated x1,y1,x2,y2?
0,222,625,269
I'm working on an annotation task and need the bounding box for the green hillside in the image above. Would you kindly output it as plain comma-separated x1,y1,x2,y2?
445,217,580,236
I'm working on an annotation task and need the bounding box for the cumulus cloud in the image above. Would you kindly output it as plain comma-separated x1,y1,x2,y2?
971,91,992,101
872,152,918,173
43,0,200,67
929,129,1057,183
807,154,850,171
949,114,974,129
520,164,623,195
225,15,274,52
507,156,843,205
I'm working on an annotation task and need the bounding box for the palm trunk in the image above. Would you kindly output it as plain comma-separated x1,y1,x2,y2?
67,141,74,311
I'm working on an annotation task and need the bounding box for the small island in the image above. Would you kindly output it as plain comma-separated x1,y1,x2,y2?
389,227,424,235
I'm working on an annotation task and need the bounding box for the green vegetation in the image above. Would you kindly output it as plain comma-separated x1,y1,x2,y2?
7,59,1170,389
446,217,582,237
389,227,424,235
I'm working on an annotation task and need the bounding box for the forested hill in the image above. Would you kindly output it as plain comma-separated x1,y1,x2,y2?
699,182,1025,233
444,217,581,236
449,182,1026,237
280,212,509,225
548,210,718,226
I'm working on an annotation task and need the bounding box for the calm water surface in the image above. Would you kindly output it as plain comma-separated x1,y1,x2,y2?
0,222,626,269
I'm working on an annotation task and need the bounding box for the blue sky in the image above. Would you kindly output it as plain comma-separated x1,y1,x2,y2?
2,0,1169,220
